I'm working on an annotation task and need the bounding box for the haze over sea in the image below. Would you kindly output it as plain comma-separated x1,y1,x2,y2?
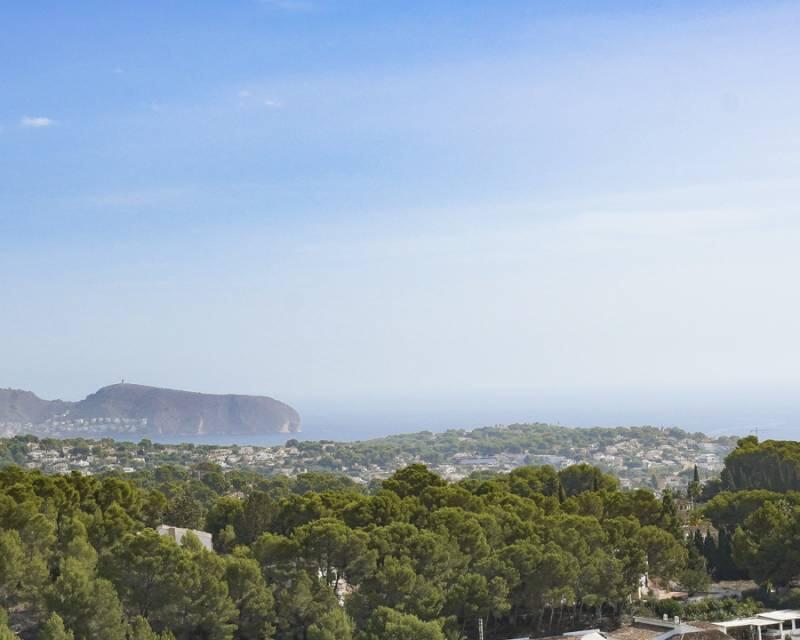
150,390,798,446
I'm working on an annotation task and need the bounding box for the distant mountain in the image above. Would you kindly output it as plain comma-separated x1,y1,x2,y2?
0,383,301,437
0,388,69,424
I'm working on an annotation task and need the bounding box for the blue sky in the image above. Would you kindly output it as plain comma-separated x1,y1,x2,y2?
2,1,800,433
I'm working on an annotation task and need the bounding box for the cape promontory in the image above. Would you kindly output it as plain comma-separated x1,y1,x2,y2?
0,383,301,437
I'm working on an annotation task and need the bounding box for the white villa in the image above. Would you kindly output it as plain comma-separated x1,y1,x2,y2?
156,524,214,552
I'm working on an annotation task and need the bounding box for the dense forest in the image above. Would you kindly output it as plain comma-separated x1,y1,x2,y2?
0,437,798,639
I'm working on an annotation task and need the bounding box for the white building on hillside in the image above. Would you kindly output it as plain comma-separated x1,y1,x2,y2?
156,525,214,552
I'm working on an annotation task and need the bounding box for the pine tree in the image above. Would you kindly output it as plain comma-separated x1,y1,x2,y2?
659,490,681,537
702,533,718,575
0,609,15,640
692,529,704,555
715,528,744,580
0,530,24,610
46,559,127,640
127,616,159,640
307,608,354,640
223,555,276,640
39,612,75,640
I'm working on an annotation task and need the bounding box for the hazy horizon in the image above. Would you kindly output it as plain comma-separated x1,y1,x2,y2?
10,380,797,443
3,1,800,438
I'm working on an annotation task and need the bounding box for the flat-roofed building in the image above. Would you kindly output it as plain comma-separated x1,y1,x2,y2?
757,611,800,638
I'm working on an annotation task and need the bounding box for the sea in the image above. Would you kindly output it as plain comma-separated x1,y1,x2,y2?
146,393,799,447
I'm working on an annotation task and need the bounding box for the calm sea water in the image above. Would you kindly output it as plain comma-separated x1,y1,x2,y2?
146,399,798,447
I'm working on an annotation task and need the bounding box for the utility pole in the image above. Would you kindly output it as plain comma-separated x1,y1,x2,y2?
751,426,775,440
478,618,484,640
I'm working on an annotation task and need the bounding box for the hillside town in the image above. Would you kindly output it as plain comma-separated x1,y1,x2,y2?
0,424,736,490
0,414,151,437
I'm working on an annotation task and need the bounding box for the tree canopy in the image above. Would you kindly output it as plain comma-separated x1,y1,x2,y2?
0,445,797,639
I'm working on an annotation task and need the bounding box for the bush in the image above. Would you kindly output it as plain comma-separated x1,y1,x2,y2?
648,598,762,623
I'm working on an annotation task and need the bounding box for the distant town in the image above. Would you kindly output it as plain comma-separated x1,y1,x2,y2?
0,423,738,490
0,414,152,436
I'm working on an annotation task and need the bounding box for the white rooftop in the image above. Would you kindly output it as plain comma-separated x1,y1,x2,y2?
713,618,779,629
573,633,605,640
759,612,800,622
653,624,701,640
156,524,214,552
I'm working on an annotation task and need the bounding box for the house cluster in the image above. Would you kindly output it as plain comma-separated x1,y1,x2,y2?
4,428,733,491
206,446,279,466
1,416,149,438
416,436,729,487
17,440,169,475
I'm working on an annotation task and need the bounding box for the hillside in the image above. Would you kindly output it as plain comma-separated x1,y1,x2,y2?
0,383,300,437
2,423,735,490
0,388,68,424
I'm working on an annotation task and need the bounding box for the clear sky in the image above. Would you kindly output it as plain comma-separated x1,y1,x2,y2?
2,1,800,434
